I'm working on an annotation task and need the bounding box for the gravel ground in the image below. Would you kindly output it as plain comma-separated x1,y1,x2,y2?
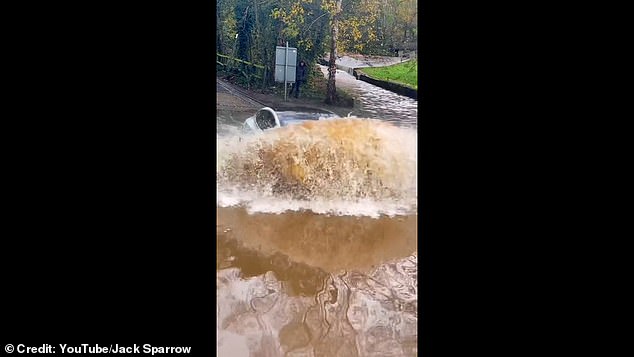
216,78,353,118
216,79,263,112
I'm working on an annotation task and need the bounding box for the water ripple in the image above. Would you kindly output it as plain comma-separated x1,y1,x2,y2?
217,227,417,357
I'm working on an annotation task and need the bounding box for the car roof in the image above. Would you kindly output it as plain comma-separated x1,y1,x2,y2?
275,111,339,126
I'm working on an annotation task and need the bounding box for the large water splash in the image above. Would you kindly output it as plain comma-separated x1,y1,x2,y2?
217,118,417,217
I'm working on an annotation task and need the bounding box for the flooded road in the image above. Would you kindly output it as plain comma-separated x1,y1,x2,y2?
218,208,417,273
217,78,417,356
318,65,418,128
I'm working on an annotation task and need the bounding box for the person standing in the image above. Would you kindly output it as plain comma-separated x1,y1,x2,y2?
289,60,307,98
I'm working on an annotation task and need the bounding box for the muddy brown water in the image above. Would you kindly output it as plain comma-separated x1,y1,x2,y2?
217,207,417,273
216,97,417,356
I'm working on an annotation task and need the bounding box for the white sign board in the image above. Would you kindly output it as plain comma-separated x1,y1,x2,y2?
274,46,297,83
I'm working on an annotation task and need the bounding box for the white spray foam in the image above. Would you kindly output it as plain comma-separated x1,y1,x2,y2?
217,118,417,217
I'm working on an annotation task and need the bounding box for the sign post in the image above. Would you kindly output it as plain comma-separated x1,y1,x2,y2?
284,42,288,101
275,43,297,101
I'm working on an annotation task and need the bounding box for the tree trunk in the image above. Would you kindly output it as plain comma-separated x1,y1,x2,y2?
216,1,223,54
325,0,342,105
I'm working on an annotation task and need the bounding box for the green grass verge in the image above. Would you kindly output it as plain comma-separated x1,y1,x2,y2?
360,60,418,89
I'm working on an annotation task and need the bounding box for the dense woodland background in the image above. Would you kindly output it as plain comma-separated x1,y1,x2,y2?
216,0,418,98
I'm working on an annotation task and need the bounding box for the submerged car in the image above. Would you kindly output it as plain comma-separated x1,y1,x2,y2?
242,107,341,133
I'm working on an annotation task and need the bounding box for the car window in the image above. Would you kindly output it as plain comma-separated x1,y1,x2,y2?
277,112,334,123
256,110,276,130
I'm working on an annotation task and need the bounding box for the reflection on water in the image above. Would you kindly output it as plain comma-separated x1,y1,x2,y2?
217,207,417,272
217,211,417,356
217,103,417,355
